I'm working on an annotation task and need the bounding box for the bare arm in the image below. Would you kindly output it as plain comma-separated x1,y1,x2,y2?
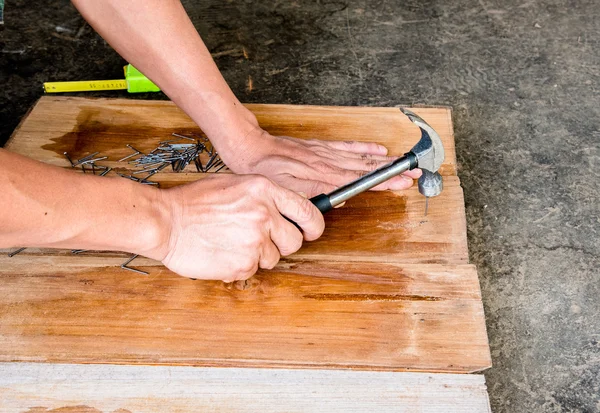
70,0,421,196
0,149,167,257
0,149,324,281
71,0,257,154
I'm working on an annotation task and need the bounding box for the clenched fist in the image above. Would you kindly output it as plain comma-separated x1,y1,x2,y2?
150,174,325,282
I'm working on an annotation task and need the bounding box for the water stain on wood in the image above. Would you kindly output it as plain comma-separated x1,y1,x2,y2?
301,191,409,254
41,106,205,161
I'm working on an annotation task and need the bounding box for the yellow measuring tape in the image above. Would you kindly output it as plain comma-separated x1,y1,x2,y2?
43,79,128,93
42,65,160,94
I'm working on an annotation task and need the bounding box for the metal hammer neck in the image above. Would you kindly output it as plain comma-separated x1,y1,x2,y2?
327,152,418,207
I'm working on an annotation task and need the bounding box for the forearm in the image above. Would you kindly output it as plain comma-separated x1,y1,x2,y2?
0,149,169,259
71,0,259,149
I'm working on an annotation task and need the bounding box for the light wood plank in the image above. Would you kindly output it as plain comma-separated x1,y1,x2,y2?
5,96,457,175
0,97,490,376
0,261,491,373
0,363,491,413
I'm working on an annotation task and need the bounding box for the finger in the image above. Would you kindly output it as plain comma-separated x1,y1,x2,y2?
312,162,422,193
370,174,415,191
323,140,389,155
310,144,396,163
268,183,325,241
269,213,304,256
220,254,259,283
323,155,397,174
403,168,422,179
259,240,281,269
312,165,415,191
275,174,337,198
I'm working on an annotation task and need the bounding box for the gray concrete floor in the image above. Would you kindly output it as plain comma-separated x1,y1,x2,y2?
1,0,599,411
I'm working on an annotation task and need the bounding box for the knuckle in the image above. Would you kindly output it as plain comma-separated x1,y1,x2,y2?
263,255,280,269
247,175,272,193
306,139,323,147
236,257,259,277
284,234,303,256
245,229,266,248
309,181,325,197
365,158,380,170
312,160,337,173
279,233,302,257
296,196,317,220
256,206,273,226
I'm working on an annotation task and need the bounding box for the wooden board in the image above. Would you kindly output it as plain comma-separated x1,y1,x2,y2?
0,363,492,413
0,97,490,374
0,259,490,372
3,97,468,265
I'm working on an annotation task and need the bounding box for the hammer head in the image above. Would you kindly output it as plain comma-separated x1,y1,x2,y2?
399,108,445,174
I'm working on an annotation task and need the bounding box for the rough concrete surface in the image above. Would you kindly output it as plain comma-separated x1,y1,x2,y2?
1,0,599,412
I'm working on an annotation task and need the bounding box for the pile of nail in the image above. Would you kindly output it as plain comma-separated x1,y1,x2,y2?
122,133,226,178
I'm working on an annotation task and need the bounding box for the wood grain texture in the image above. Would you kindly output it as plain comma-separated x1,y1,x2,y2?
0,260,491,372
0,363,492,413
5,96,457,175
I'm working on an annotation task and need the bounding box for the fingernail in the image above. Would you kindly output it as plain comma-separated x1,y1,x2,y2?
378,145,389,155
403,175,414,183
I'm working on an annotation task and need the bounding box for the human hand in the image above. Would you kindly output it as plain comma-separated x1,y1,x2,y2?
216,128,422,197
151,174,324,282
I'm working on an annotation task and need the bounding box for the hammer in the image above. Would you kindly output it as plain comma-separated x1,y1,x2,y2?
309,108,445,214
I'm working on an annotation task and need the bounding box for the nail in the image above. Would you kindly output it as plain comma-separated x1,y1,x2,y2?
205,153,218,170
126,144,143,154
133,166,160,175
121,266,149,276
78,157,108,166
64,152,74,166
172,133,195,141
121,254,138,267
214,163,227,173
73,152,100,166
121,254,149,275
8,247,26,257
117,151,140,162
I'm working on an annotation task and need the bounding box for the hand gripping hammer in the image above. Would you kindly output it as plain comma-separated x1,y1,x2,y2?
309,108,445,214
